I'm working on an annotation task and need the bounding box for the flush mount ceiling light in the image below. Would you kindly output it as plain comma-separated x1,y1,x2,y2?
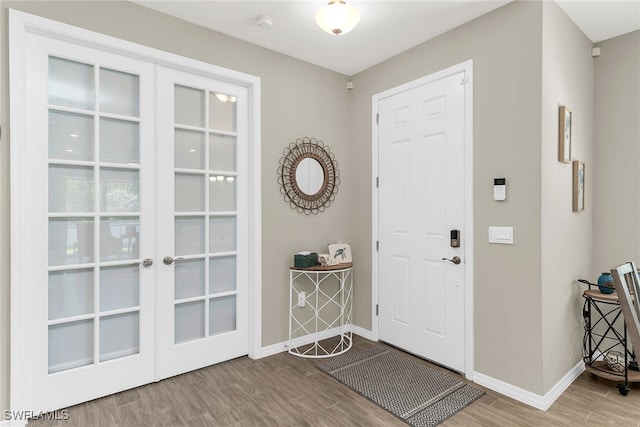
315,0,361,36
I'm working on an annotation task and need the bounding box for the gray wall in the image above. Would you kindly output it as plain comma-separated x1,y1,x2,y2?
351,0,547,393
540,0,594,393
0,0,353,411
593,30,640,272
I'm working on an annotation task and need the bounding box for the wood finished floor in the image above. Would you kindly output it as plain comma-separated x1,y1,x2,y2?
29,337,640,426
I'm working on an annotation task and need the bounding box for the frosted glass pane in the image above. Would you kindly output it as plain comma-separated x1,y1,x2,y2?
209,176,236,211
100,118,139,165
48,57,94,110
175,129,205,170
100,265,139,311
209,92,236,132
209,134,236,172
175,85,204,127
100,312,139,362
49,111,94,161
175,259,205,300
49,269,94,320
49,165,94,213
209,296,236,336
175,217,205,256
209,217,236,253
100,217,138,261
175,174,204,212
175,301,205,344
100,68,139,117
48,319,94,374
209,256,236,294
100,168,139,212
49,219,94,266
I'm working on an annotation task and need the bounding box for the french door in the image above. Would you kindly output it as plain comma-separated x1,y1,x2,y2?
12,19,251,413
155,68,248,379
23,36,157,412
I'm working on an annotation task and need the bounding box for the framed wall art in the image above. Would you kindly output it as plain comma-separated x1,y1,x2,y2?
573,160,585,212
558,106,572,163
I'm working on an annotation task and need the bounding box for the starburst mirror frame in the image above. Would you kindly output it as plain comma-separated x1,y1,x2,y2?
277,137,340,215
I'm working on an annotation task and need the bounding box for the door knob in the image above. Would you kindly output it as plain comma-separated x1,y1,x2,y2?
163,256,184,265
442,256,461,265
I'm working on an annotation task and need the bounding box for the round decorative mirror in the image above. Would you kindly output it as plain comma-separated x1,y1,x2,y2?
277,137,340,215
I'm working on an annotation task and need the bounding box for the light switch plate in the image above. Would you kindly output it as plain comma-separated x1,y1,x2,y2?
489,226,514,244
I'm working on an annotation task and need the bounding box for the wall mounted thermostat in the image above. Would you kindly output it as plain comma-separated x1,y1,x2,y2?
494,178,506,201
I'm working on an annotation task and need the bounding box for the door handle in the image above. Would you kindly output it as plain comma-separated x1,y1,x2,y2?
132,258,153,268
163,256,184,265
442,256,461,265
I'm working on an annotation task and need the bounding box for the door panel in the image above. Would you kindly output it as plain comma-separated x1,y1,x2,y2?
25,34,156,412
423,260,445,335
392,256,410,324
155,68,248,380
378,71,467,372
423,134,446,235
391,139,410,233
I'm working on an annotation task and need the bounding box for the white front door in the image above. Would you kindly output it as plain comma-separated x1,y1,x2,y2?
377,68,469,373
12,20,253,413
155,68,249,379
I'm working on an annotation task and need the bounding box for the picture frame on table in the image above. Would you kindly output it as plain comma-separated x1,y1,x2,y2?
327,242,352,264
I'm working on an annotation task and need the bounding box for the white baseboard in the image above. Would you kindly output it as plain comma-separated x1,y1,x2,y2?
540,360,585,410
253,327,342,359
253,339,288,359
473,360,585,411
253,327,376,359
351,325,376,341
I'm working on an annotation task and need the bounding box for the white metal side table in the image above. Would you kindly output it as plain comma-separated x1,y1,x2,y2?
288,263,353,358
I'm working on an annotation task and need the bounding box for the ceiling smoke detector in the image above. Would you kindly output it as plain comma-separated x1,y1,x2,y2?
256,15,273,30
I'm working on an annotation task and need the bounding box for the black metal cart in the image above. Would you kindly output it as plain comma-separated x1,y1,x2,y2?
579,281,639,395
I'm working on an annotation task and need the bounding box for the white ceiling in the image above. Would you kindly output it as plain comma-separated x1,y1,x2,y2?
133,0,640,76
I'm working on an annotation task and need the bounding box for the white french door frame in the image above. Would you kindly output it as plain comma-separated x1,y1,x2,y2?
9,9,262,414
371,60,474,379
